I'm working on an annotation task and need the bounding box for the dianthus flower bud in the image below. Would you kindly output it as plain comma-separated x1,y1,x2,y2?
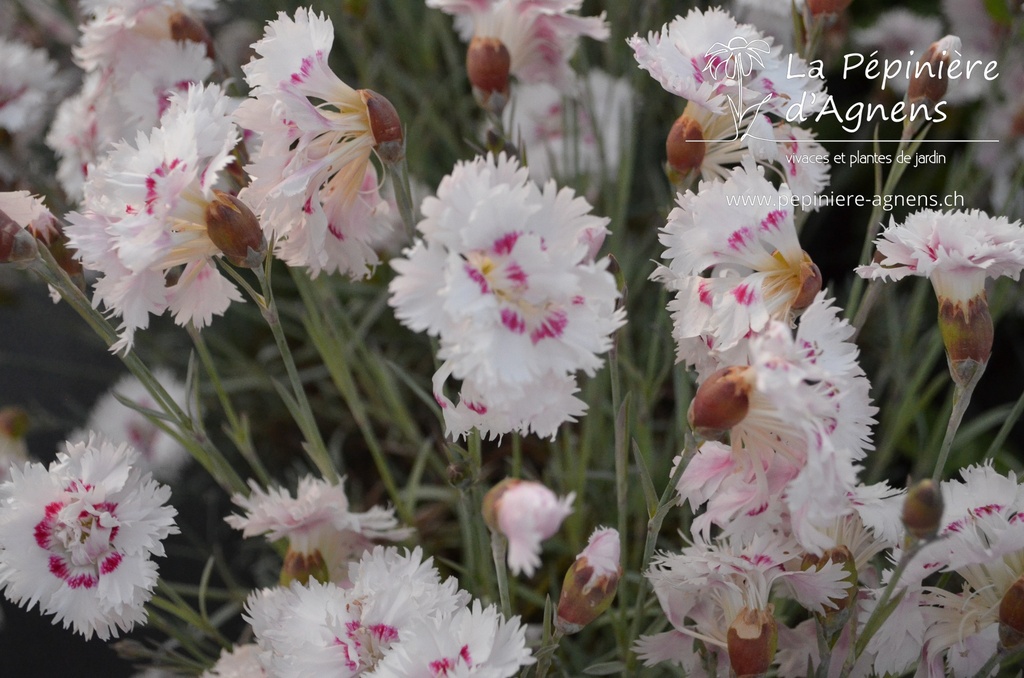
556,527,622,634
938,293,992,389
908,36,961,109
805,0,853,17
169,11,215,60
482,478,575,577
0,209,39,265
665,114,705,184
791,256,823,312
359,89,404,166
902,478,943,541
280,548,330,586
687,366,753,438
801,546,857,638
727,606,778,677
466,36,511,115
999,574,1024,649
204,191,267,268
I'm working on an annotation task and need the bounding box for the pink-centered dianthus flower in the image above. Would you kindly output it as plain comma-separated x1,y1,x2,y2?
66,83,250,353
484,479,575,577
389,152,625,440
234,7,400,277
427,0,609,89
0,434,178,640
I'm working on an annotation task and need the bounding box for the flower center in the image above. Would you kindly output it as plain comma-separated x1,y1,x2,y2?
34,497,123,589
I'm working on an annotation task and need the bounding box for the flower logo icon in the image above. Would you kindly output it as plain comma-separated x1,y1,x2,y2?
703,36,772,80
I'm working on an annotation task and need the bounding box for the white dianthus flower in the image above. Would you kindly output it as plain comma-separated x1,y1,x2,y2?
0,434,179,640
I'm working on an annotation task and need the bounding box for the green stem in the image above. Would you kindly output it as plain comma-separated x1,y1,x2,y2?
533,629,565,678
251,263,338,483
491,530,512,619
29,248,246,495
387,156,417,239
511,433,523,478
932,378,979,484
187,324,269,486
852,540,924,659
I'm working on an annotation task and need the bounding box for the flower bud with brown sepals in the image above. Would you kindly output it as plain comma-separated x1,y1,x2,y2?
204,191,267,268
902,478,943,541
0,209,39,265
466,36,511,116
908,36,961,110
937,291,992,389
666,114,705,185
727,606,778,677
687,366,753,439
360,89,404,166
556,527,622,634
1000,574,1024,649
482,478,521,533
169,11,215,60
280,548,330,586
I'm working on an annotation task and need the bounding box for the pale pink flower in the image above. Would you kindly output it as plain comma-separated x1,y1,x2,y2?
655,159,821,369
427,0,609,88
573,526,620,582
234,8,399,277
389,153,624,441
0,191,59,242
856,209,1024,306
0,434,178,640
225,476,412,584
202,644,266,678
65,83,246,352
69,369,190,482
678,294,877,552
245,546,469,676
502,69,632,193
487,479,575,577
0,38,62,136
636,531,850,671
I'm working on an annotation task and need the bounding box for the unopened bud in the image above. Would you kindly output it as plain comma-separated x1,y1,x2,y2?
360,89,404,165
482,478,521,533
666,114,705,183
937,294,992,389
169,11,215,60
791,255,822,312
908,36,961,109
280,548,329,586
0,407,29,439
688,366,753,438
0,209,39,265
1000,575,1024,649
467,36,510,115
556,527,622,634
902,478,943,541
806,0,853,17
727,606,778,677
204,191,267,268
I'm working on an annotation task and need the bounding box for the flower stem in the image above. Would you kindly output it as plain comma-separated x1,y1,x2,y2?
387,156,417,240
251,262,338,483
931,378,979,484
29,247,247,495
852,539,924,661
534,629,565,678
491,529,512,619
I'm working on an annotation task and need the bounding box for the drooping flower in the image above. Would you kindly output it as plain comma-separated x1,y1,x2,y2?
655,158,822,371
69,369,190,482
389,152,625,440
635,531,850,672
234,7,401,277
679,293,877,552
225,476,412,585
427,0,609,90
483,478,575,577
856,209,1024,387
65,83,258,353
0,434,178,640
245,546,472,676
